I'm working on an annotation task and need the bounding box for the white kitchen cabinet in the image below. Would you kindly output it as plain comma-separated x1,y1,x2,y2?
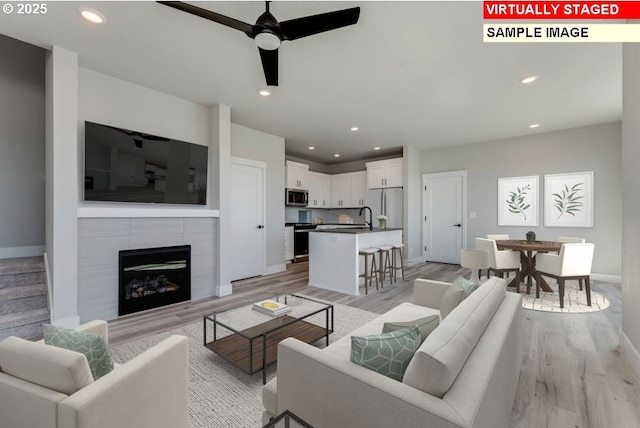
331,171,366,208
366,158,403,189
331,174,351,207
284,226,294,261
307,172,331,208
286,160,309,189
351,171,367,207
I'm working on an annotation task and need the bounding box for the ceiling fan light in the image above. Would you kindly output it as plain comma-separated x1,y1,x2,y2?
255,32,281,50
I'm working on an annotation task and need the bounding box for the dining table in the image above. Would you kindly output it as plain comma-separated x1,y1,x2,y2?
495,240,563,294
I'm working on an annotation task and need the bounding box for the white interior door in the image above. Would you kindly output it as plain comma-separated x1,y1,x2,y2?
230,159,265,281
422,171,466,264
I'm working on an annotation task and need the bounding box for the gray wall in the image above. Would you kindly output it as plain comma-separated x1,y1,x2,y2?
622,44,640,374
420,122,621,275
0,35,45,257
231,124,285,271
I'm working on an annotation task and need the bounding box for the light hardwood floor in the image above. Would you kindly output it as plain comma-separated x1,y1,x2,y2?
108,261,640,428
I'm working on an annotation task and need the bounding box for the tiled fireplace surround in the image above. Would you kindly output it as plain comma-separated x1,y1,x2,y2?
78,217,218,323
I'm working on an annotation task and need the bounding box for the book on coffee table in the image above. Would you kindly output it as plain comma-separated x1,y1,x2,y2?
252,299,291,316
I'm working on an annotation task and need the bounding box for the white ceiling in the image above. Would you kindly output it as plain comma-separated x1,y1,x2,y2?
0,1,622,164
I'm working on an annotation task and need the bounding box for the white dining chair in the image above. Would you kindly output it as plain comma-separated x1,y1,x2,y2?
475,238,521,291
487,234,510,241
535,243,595,308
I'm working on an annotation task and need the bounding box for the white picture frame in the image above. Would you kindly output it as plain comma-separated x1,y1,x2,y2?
498,176,539,226
544,171,594,228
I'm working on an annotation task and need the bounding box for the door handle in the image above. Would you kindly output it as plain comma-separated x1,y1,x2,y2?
453,224,462,227
257,225,264,229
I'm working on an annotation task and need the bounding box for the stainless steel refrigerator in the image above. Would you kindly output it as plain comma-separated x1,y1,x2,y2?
365,187,403,228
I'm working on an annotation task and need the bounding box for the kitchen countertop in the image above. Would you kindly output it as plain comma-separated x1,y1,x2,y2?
310,227,402,234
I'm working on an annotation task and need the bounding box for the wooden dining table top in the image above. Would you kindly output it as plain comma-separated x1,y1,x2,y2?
496,240,562,252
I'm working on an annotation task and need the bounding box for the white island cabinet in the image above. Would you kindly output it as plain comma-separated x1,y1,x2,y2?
308,228,402,296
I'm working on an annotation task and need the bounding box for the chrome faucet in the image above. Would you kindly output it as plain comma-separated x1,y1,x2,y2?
359,206,373,231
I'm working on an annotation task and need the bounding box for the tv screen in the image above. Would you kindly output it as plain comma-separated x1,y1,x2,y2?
83,121,208,205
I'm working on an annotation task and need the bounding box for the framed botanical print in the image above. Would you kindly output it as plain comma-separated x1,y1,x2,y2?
498,176,539,226
544,171,594,227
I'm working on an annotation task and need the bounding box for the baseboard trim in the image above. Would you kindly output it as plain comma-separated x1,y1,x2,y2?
591,273,622,283
264,264,286,276
0,245,45,259
619,328,640,379
217,283,232,297
406,256,426,266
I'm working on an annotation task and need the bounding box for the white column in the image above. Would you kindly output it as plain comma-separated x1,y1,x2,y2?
45,46,79,327
210,104,232,296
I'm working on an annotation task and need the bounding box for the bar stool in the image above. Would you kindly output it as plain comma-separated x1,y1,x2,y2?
390,243,405,282
376,245,394,286
358,248,379,294
461,249,489,283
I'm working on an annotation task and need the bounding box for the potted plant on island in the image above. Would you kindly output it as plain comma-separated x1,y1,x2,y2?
376,215,387,229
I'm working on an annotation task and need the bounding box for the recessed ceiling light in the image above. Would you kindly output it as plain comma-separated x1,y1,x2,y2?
257,88,272,97
78,7,107,24
521,75,538,84
308,146,315,150
334,153,341,158
374,147,380,151
350,127,359,132
529,123,540,129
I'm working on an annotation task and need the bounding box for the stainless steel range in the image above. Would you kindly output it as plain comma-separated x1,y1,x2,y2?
293,223,317,261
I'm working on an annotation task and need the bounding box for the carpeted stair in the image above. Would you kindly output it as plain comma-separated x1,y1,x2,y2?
0,256,50,341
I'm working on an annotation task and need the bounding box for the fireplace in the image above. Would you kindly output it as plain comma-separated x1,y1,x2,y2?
118,245,191,316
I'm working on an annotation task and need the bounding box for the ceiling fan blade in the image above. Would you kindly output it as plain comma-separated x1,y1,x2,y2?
157,1,254,36
278,7,360,41
259,48,278,86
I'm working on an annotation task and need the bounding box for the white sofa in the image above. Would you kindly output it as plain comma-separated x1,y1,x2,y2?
263,276,522,428
0,320,189,428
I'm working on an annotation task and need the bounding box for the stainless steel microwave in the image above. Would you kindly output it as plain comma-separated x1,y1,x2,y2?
286,188,308,206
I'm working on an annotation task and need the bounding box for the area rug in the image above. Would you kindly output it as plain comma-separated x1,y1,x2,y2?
109,302,378,428
518,280,610,313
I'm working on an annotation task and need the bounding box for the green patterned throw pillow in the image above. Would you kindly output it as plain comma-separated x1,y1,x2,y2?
43,324,114,380
453,276,481,295
350,326,420,381
382,315,439,344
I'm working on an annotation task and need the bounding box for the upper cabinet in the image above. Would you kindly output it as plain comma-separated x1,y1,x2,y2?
286,160,309,190
366,158,403,189
331,171,366,208
307,172,331,208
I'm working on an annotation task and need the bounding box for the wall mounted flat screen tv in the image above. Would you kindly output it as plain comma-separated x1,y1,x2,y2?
84,121,208,205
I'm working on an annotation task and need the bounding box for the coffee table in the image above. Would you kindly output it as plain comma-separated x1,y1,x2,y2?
203,294,333,384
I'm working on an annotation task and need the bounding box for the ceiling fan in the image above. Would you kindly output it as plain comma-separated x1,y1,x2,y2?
157,1,361,86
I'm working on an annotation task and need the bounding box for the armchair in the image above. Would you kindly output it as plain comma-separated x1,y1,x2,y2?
475,238,521,290
0,320,189,428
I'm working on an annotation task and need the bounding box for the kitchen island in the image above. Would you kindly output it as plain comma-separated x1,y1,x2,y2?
308,227,403,296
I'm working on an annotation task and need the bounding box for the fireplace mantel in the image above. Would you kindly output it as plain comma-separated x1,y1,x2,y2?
77,207,220,218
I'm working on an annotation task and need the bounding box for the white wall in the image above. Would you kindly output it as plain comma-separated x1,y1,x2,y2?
0,35,45,258
76,68,222,319
420,122,621,276
621,43,640,376
231,124,286,272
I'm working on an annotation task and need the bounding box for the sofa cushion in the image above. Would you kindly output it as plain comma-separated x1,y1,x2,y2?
43,324,114,380
402,277,507,398
350,326,420,381
382,315,439,344
439,281,468,319
324,302,439,361
0,336,93,395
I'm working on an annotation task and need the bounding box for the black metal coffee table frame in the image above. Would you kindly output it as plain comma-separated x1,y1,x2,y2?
204,294,333,384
